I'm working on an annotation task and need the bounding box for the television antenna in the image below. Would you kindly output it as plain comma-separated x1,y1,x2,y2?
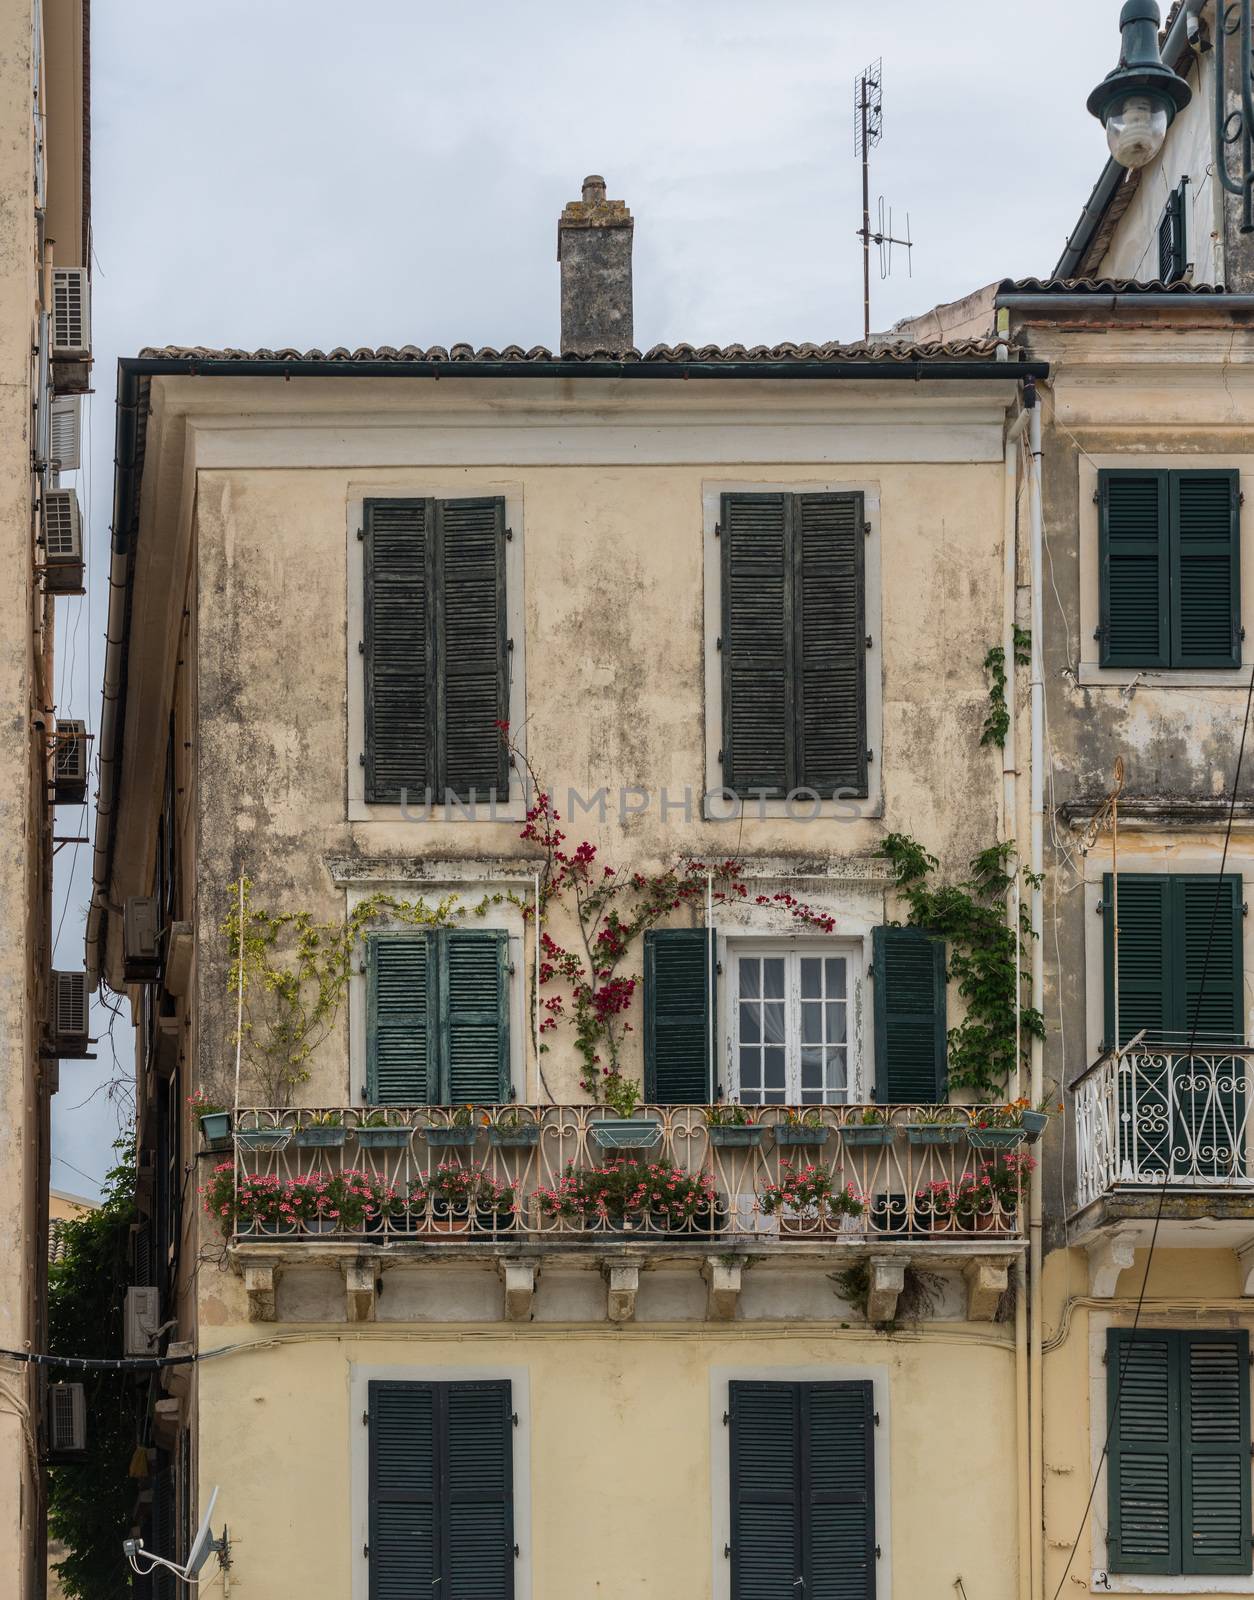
854,59,914,340
123,1484,230,1586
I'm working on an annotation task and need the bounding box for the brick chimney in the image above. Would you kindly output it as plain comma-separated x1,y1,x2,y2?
557,175,634,355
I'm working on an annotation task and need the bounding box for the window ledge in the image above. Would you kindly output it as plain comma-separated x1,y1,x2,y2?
1076,663,1248,690
348,799,528,824
700,797,885,822
1094,1571,1254,1594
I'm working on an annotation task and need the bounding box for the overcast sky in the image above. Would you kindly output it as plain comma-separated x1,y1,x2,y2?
49,0,1130,1197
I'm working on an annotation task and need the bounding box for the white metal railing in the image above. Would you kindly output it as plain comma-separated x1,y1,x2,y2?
1074,1048,1254,1207
211,1103,1031,1246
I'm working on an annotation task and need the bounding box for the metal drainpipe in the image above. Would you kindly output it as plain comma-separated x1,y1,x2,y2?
1026,379,1046,1600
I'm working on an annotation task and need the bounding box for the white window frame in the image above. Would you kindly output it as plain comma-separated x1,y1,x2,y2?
701,479,884,819
722,936,867,1104
346,486,528,822
351,1362,532,1600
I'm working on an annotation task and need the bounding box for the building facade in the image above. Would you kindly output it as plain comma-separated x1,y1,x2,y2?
89,179,1053,1596
0,1,90,1596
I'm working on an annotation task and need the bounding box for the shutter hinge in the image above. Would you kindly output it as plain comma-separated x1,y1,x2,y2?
1101,1347,1108,1366
1241,492,1247,507
722,1410,730,1426
875,1545,883,1560
356,528,365,541
865,635,873,649
866,749,874,763
513,1544,521,1557
1096,900,1106,916
873,1411,880,1427
716,636,723,651
716,960,723,975
1244,903,1249,918
512,1411,519,1427
363,1543,369,1558
362,1410,369,1425
724,1544,731,1559
507,962,516,976
359,753,366,767
718,749,724,764
357,640,364,655
508,637,514,651
714,522,721,539
1093,626,1105,642
863,521,872,536
506,526,513,541
1093,492,1100,505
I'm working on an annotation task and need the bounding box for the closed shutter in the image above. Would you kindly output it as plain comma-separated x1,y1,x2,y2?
795,493,867,798
643,928,712,1102
1100,472,1171,668
369,1383,437,1599
436,498,509,802
1108,1330,1181,1574
1181,1332,1252,1575
1102,874,1170,1049
728,1381,876,1600
367,932,433,1103
872,926,947,1102
442,931,510,1104
1172,472,1241,669
364,500,431,804
1158,183,1187,284
721,493,792,796
152,1461,176,1600
368,1380,514,1600
1176,875,1244,1047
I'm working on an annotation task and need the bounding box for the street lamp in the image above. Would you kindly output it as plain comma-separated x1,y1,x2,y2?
1087,0,1192,170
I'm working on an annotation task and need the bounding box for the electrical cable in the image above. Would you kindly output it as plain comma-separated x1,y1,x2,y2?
1048,659,1254,1600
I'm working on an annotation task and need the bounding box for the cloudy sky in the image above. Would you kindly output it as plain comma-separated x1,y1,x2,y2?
49,0,1130,1196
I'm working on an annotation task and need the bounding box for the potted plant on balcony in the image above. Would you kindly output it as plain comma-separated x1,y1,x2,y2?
839,1107,896,1148
487,1107,542,1147
533,1158,719,1234
233,1117,292,1153
424,1104,482,1149
705,1103,767,1149
1007,1090,1059,1143
355,1109,413,1150
774,1107,831,1149
757,1163,864,1233
902,1106,966,1147
588,1074,663,1151
967,1105,1027,1151
410,1163,512,1233
201,1164,290,1237
293,1110,348,1149
189,1090,231,1150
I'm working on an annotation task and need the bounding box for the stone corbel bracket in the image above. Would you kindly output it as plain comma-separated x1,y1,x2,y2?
344,1257,381,1323
500,1259,539,1321
605,1262,640,1323
244,1263,278,1323
964,1257,1009,1322
1086,1229,1137,1298
703,1258,742,1321
866,1256,905,1324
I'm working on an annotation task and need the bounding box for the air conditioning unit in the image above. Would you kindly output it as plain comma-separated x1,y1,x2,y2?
51,718,88,804
124,1287,161,1357
42,487,84,595
123,897,162,982
51,269,90,359
47,1383,86,1456
49,395,82,472
48,971,89,1057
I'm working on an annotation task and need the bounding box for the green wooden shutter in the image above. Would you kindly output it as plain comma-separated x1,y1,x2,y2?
1176,875,1244,1047
794,493,867,798
1181,1332,1252,1575
1108,1330,1181,1575
806,1383,877,1600
441,930,510,1105
1102,874,1171,1050
1172,471,1241,669
1158,183,1186,284
643,928,712,1103
729,1382,803,1600
436,498,508,804
872,926,947,1102
369,1383,437,1598
1100,471,1171,668
364,499,431,804
367,932,432,1104
721,493,792,797
443,1383,515,1599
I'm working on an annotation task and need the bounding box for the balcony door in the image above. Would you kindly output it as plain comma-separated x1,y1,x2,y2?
730,944,859,1105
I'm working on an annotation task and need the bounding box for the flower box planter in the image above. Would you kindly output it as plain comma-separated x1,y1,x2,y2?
424,1127,480,1149
589,1118,662,1152
839,1124,896,1148
1020,1110,1049,1143
903,1123,965,1147
707,1125,768,1149
198,1111,231,1146
234,1127,292,1153
774,1126,830,1149
354,1126,413,1150
488,1124,542,1148
293,1126,348,1149
967,1127,1026,1152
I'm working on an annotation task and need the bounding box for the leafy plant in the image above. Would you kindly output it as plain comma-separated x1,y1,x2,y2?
833,1261,945,1332
912,1105,964,1126
360,1109,404,1128
187,1088,225,1117
412,1163,516,1214
980,626,1031,748
706,1103,754,1127
783,1107,823,1128
856,1106,888,1126
533,1158,717,1226
757,1163,863,1218
880,833,1044,1099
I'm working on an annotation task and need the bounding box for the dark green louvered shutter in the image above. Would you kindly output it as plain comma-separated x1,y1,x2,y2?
643,928,712,1102
1100,472,1171,668
1181,1332,1252,1575
1158,182,1187,284
443,1383,515,1599
365,500,431,804
442,930,510,1104
1108,1330,1180,1574
369,1383,437,1599
1177,875,1244,1046
722,493,792,796
872,926,947,1102
729,1383,803,1600
436,498,508,803
729,1381,876,1600
367,932,432,1103
795,493,867,797
1102,874,1170,1049
1173,472,1241,669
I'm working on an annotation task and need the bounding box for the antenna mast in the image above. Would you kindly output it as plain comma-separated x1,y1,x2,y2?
854,59,913,340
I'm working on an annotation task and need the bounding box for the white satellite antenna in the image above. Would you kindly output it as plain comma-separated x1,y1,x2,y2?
124,1485,229,1584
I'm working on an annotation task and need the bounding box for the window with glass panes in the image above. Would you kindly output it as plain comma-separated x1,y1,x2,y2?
732,946,854,1103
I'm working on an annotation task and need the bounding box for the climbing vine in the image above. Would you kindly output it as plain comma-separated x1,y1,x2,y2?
880,833,1044,1099
832,1260,946,1333
980,626,1031,748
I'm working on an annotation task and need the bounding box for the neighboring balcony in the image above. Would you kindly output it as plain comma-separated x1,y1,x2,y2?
1072,1046,1254,1291
213,1105,1030,1323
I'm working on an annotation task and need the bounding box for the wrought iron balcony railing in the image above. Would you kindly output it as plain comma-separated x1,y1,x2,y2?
1073,1047,1254,1208
213,1104,1031,1246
